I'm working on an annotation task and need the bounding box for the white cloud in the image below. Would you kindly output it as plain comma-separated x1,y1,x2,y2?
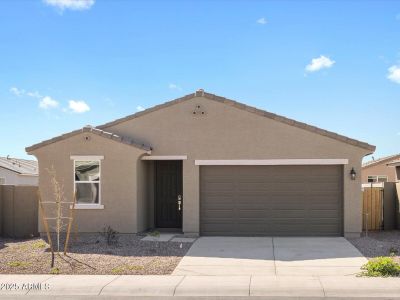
10,87,43,98
10,87,25,96
168,83,182,90
305,55,335,72
257,17,267,25
43,0,95,11
68,100,90,113
39,96,59,109
136,105,145,112
26,91,42,99
387,65,400,84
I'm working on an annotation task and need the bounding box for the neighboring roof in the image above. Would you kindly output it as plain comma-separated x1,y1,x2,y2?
362,153,400,168
26,126,152,153
0,156,38,175
387,159,400,167
97,89,375,152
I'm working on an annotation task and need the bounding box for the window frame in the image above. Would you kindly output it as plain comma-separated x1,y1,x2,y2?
0,177,5,185
377,175,388,183
367,175,388,183
71,155,104,209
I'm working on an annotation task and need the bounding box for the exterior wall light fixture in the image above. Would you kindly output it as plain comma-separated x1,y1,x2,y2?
350,167,356,180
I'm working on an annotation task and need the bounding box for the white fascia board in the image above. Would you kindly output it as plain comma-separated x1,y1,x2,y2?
141,155,188,160
195,159,349,166
70,155,104,160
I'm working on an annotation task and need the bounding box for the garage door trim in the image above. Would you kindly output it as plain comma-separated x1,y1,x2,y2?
195,159,348,165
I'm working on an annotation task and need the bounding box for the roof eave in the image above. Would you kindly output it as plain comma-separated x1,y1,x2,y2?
26,126,152,154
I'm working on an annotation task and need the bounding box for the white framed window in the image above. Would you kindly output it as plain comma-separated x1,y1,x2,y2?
367,175,388,183
0,177,5,185
72,156,104,209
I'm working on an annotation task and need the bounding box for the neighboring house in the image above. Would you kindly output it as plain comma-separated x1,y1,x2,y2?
0,156,38,186
361,154,400,185
26,90,375,238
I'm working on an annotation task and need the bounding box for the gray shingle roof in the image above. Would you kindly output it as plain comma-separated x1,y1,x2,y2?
26,126,152,153
362,154,400,168
97,90,375,152
0,156,38,175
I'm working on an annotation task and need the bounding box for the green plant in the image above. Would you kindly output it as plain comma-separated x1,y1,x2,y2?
111,266,125,274
361,257,400,277
126,265,144,271
111,265,143,274
7,261,31,268
32,240,47,249
389,247,398,257
100,226,119,245
50,267,60,274
148,230,160,237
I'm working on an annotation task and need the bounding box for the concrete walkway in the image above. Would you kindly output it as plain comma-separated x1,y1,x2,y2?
1,274,400,298
173,237,367,276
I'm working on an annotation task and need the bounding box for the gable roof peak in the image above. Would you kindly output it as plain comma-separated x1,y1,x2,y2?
195,89,205,97
96,90,375,152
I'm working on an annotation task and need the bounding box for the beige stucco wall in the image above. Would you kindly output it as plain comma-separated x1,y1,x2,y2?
31,132,147,233
362,163,398,183
100,95,371,237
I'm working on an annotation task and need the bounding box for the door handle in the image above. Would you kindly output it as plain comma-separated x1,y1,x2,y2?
178,195,182,211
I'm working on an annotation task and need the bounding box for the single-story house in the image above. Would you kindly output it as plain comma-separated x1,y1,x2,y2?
0,156,38,186
26,90,375,237
362,154,400,185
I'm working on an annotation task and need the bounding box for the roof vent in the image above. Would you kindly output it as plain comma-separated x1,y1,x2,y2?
192,104,206,116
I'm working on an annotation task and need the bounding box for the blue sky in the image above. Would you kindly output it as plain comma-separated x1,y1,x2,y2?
0,0,399,160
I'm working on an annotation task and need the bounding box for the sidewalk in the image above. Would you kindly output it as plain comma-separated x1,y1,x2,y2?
1,274,400,299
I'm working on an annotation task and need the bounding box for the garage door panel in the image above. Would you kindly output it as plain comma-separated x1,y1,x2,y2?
236,210,269,218
203,210,235,219
237,224,270,234
200,165,343,236
308,210,341,218
270,210,308,218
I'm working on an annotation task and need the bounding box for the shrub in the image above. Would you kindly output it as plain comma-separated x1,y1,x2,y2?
7,261,31,268
148,230,160,237
50,267,60,275
100,226,119,245
361,257,400,277
389,247,398,257
32,240,47,249
111,265,143,274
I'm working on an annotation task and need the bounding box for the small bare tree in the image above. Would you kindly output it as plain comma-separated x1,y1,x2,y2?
38,166,76,267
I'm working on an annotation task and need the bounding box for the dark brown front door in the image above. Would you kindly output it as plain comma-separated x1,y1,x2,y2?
155,160,183,228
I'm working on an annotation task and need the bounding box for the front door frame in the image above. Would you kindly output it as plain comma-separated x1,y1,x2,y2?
154,160,183,229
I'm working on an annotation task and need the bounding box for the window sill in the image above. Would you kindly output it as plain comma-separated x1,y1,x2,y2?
70,204,104,210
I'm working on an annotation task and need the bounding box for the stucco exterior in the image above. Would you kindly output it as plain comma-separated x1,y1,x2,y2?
31,132,148,233
362,155,400,183
28,91,374,237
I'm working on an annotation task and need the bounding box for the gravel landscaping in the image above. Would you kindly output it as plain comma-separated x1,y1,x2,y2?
0,234,193,275
347,230,400,261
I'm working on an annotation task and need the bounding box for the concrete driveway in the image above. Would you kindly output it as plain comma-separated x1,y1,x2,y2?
172,237,367,276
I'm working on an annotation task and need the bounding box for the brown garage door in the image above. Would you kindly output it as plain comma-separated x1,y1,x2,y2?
200,165,343,236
